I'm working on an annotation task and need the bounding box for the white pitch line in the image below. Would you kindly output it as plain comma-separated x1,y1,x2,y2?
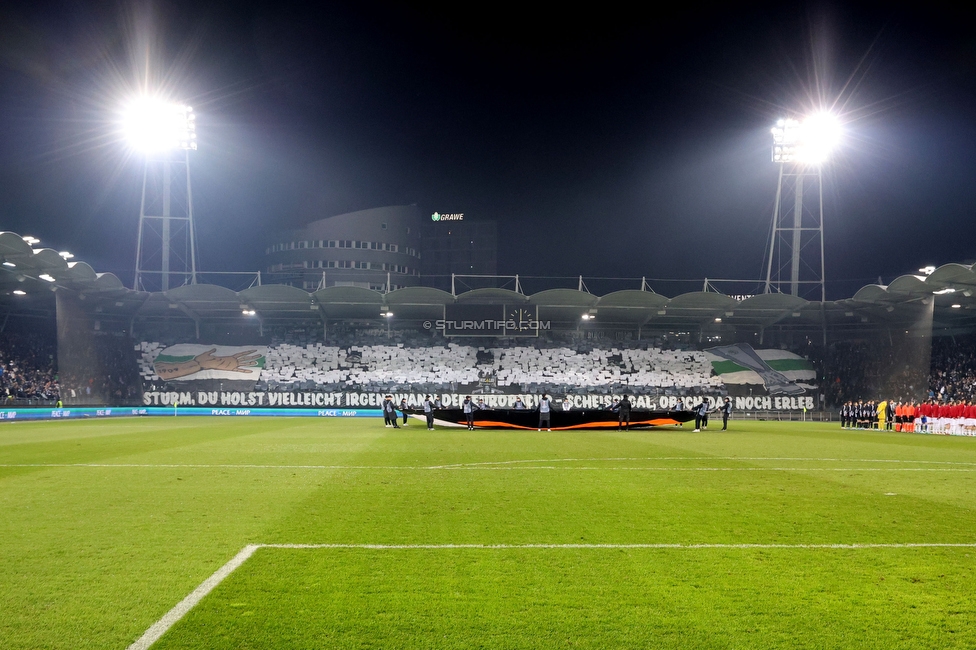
4,463,976,472
128,540,976,649
0,463,421,470
458,465,973,472
126,544,259,650
263,542,976,550
12,456,976,471
430,456,976,468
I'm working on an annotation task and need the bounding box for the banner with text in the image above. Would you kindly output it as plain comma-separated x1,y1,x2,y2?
141,390,816,411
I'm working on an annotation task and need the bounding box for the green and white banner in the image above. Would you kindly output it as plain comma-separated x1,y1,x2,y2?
152,345,267,382
705,343,816,394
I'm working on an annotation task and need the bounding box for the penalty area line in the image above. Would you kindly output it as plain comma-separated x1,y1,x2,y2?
126,544,259,650
128,541,976,649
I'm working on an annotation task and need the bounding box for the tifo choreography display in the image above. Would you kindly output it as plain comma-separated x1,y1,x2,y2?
134,341,817,401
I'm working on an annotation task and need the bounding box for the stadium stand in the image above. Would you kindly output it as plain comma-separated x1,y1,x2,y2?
928,335,976,402
821,338,929,406
59,333,142,405
0,331,60,404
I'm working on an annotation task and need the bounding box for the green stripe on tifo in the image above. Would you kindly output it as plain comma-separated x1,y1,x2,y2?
711,358,813,375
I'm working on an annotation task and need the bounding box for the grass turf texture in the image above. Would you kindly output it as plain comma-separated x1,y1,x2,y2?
1,419,975,648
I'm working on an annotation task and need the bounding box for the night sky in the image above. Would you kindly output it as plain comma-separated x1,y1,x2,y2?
1,2,975,298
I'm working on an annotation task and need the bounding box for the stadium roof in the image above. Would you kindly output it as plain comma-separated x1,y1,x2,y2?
0,231,130,295
1,229,973,334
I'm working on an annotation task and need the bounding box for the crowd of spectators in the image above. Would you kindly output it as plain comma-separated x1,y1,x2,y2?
0,330,60,403
58,332,142,405
817,331,976,407
820,339,928,406
927,335,976,402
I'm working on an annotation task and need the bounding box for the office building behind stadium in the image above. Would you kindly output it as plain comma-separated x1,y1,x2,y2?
265,205,498,292
266,205,423,291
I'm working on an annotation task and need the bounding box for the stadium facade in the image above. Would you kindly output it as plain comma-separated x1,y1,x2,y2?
265,205,423,291
264,205,500,293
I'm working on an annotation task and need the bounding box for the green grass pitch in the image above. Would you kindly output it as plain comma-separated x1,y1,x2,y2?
3,416,976,648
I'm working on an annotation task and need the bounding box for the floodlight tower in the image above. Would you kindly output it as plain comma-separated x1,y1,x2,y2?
763,113,840,301
126,98,199,291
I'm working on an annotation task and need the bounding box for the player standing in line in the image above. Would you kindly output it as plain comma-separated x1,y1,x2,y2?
953,400,965,435
675,398,685,427
938,400,947,433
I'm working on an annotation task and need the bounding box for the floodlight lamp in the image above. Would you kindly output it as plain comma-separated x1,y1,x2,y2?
38,273,56,282
798,112,842,164
952,304,962,309
2,261,16,268
771,112,841,165
12,290,26,295
933,288,956,295
59,251,74,260
122,98,198,152
22,235,39,245
919,266,936,275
